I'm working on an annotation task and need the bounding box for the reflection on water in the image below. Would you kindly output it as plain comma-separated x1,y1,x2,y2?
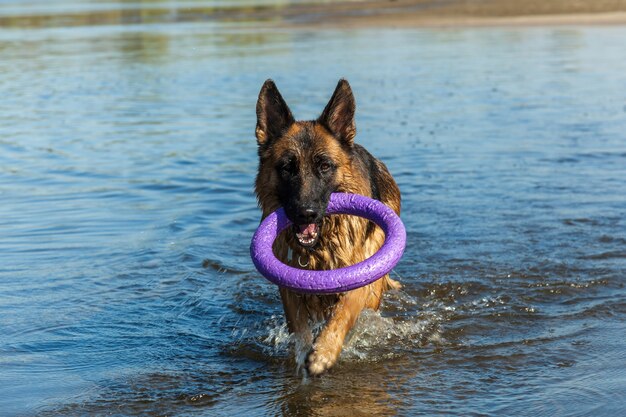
1,1,625,416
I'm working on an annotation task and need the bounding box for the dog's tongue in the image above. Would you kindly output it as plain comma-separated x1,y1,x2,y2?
298,224,317,236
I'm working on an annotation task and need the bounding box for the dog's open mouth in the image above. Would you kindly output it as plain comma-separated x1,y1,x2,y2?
294,223,320,248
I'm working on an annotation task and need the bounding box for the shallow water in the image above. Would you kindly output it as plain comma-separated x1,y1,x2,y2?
1,1,625,416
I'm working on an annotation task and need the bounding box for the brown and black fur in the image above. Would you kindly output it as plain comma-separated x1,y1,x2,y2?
254,79,401,375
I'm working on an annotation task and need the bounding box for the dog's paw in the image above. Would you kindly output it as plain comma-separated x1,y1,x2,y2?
306,348,336,376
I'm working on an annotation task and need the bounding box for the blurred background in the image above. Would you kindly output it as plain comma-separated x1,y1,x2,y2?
1,1,625,416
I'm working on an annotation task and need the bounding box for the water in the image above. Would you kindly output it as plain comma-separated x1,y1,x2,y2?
1,2,625,416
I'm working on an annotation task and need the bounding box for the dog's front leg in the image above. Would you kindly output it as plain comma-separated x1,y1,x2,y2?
279,288,314,360
306,286,369,375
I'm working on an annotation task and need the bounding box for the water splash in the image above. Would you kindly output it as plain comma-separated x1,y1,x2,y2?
256,291,445,367
343,307,444,361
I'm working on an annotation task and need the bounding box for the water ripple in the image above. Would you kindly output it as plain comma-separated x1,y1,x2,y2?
1,9,625,417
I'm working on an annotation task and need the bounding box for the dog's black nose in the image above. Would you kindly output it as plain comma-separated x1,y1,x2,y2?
296,208,318,224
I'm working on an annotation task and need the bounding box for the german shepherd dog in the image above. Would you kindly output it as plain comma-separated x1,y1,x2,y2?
255,79,401,375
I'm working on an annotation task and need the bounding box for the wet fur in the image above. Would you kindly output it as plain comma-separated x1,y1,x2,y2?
255,79,401,375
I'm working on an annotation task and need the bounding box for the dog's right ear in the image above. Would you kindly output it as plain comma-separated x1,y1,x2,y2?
256,79,295,147
318,79,356,147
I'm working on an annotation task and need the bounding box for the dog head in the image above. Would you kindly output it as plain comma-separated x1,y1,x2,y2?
254,79,356,248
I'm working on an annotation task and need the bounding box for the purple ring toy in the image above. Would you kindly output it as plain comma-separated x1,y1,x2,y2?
250,193,406,294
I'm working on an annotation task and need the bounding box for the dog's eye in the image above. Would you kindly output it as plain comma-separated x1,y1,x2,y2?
277,159,295,175
319,161,332,173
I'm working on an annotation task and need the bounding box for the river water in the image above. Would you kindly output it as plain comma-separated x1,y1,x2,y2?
1,1,625,416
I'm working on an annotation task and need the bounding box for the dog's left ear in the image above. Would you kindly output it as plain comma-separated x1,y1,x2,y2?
318,79,356,146
256,79,295,147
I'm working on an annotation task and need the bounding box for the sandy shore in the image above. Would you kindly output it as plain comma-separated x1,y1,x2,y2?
281,0,626,28
2,0,626,29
